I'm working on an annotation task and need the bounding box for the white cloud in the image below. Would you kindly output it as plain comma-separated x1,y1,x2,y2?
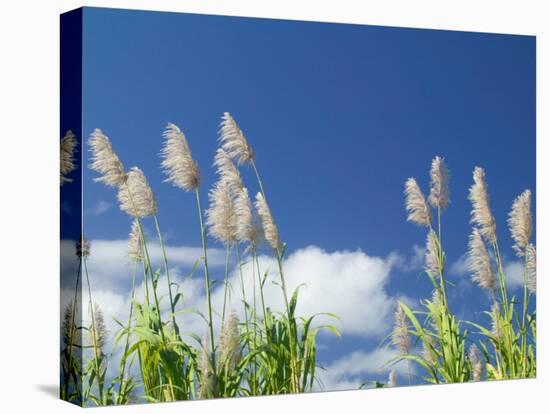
316,347,411,391
394,244,425,273
86,200,113,216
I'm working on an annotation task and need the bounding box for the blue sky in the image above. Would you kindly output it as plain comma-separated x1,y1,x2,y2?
69,7,536,390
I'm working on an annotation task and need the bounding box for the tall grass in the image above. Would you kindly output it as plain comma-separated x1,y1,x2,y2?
386,157,536,386
61,114,340,406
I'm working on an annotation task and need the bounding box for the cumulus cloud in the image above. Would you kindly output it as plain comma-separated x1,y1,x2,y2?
86,200,113,216
316,347,411,391
60,240,405,391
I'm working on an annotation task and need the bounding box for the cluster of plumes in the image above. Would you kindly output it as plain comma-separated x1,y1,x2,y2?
62,301,80,347
428,156,450,210
405,178,431,226
218,312,241,371
206,179,238,245
469,167,497,244
468,344,484,382
198,337,216,399
160,123,200,191
468,228,496,293
88,129,127,188
255,192,280,250
387,370,397,388
89,303,107,351
209,148,262,246
508,190,532,257
117,167,157,218
392,305,410,354
128,219,143,262
526,244,537,295
76,236,90,258
60,130,77,186
425,230,442,277
219,112,255,165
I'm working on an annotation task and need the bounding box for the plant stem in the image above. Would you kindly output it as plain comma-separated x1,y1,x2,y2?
194,188,217,373
117,262,137,404
63,257,82,399
153,215,179,336
221,244,231,325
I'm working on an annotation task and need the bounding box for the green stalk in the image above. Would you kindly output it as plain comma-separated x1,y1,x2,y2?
520,249,530,377
235,244,254,394
274,247,299,393
194,188,217,374
63,257,82,399
117,262,137,404
221,243,231,325
153,215,179,335
83,257,103,402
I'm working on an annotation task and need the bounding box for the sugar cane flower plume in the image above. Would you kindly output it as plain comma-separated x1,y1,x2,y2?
490,302,502,340
469,167,497,243
88,129,127,188
218,311,241,371
425,230,442,277
219,112,255,165
76,235,90,258
428,156,450,210
117,167,157,218
468,228,496,293
469,344,484,381
214,148,243,191
508,189,532,257
387,370,397,388
160,123,200,191
255,192,280,250
198,336,216,399
206,179,237,244
422,334,437,365
234,187,262,245
62,301,80,347
392,304,410,354
128,219,143,262
526,243,536,295
60,130,77,186
405,178,431,226
90,303,107,351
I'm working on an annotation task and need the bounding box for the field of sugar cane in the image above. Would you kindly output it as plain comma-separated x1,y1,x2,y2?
60,114,536,406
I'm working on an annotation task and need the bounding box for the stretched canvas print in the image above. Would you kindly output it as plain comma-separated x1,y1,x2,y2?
60,7,536,407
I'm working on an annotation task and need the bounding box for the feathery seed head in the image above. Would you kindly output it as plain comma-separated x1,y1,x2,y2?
392,305,410,354
117,167,157,218
428,156,450,209
469,167,497,243
508,189,532,257
387,370,397,388
62,301,79,347
405,178,431,226
469,344,484,382
219,311,241,371
76,235,90,258
88,129,127,187
422,334,437,365
219,112,255,165
255,192,280,250
425,230,442,277
234,187,259,244
526,243,536,295
90,303,106,351
128,219,143,262
60,130,77,186
205,180,237,244
198,336,215,399
490,302,502,340
161,123,200,191
468,228,496,292
214,148,243,191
